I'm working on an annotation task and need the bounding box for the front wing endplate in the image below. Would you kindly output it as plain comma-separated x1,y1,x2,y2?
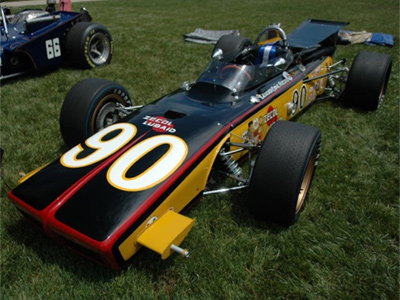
137,210,195,259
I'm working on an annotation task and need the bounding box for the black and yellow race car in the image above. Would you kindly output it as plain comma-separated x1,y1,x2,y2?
9,19,392,269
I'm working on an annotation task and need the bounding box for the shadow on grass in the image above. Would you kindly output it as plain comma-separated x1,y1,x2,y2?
227,189,287,235
0,66,65,85
5,186,288,286
6,215,178,281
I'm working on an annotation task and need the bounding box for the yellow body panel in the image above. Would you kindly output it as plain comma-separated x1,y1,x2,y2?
230,57,332,159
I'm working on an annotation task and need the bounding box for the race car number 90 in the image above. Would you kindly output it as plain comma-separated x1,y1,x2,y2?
60,123,188,192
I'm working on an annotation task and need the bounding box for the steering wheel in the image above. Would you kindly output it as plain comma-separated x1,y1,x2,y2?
254,25,288,48
219,65,253,81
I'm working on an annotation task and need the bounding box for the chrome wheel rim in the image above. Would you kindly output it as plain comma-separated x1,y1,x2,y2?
88,33,111,65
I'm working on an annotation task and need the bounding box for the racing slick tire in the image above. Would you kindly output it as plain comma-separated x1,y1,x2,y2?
65,22,113,69
344,51,392,111
60,78,132,147
247,121,321,227
212,35,252,63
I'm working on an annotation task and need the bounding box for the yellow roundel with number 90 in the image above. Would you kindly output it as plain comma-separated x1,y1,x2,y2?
60,122,188,192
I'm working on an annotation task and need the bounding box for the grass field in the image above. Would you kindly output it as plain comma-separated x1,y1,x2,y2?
1,0,399,299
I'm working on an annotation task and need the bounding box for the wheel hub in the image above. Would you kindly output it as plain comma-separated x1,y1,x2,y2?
95,102,120,132
88,32,111,65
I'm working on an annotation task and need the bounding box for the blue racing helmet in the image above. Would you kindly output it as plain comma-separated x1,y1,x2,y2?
254,44,278,66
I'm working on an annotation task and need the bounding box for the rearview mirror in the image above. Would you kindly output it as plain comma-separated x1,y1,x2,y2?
212,48,224,60
267,57,287,70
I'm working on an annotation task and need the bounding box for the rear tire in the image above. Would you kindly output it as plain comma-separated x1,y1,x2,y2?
65,22,113,69
60,78,132,147
344,51,392,111
212,35,252,63
247,121,321,227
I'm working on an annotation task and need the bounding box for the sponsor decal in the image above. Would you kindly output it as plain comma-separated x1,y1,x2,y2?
245,116,263,144
266,106,278,126
310,66,321,78
309,86,316,103
282,71,292,80
242,106,279,143
258,77,292,100
143,115,176,133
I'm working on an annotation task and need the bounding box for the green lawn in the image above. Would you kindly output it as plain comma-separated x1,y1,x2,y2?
1,0,399,299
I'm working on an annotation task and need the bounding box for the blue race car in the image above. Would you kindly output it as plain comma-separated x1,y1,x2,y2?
0,5,112,80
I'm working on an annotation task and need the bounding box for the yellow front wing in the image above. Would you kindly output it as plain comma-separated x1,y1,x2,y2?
136,210,195,259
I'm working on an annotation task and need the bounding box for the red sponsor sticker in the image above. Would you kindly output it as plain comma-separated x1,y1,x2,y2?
143,116,176,133
266,106,278,126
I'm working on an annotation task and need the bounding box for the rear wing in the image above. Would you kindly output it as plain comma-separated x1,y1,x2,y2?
288,19,349,49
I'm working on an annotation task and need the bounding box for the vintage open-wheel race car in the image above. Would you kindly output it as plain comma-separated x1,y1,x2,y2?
9,19,392,269
0,3,112,80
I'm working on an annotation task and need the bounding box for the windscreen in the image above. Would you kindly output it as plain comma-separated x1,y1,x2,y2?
196,60,256,93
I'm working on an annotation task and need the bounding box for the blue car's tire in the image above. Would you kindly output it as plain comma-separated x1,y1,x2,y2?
247,121,321,227
60,78,132,147
65,22,113,69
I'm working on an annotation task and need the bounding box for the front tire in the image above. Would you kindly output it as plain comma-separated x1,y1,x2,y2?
344,51,392,111
65,22,113,69
60,78,132,147
247,121,321,227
